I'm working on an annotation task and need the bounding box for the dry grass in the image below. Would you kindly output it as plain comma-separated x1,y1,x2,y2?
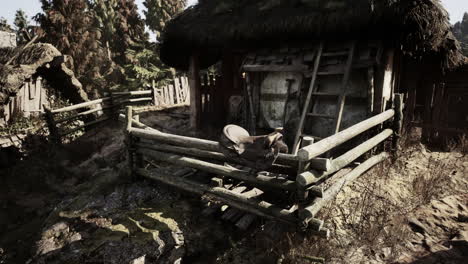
411,157,452,205
280,135,458,264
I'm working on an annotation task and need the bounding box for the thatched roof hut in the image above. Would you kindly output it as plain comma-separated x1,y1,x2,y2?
161,0,464,70
0,43,88,106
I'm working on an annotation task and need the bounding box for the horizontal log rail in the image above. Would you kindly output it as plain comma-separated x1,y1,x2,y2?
59,115,111,136
136,168,329,237
137,148,298,191
297,129,393,187
299,152,390,226
298,109,395,161
46,76,190,144
122,101,397,233
51,97,111,114
129,127,299,167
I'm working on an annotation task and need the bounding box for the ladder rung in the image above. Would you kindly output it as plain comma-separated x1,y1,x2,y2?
322,51,349,57
307,113,335,119
311,92,339,97
311,92,367,99
317,70,345,76
302,134,323,141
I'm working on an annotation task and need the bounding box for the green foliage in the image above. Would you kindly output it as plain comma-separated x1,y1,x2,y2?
14,9,30,44
143,0,186,39
35,0,111,96
0,17,13,32
453,12,468,56
121,43,173,90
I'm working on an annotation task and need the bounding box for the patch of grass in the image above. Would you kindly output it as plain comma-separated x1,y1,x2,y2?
411,157,452,205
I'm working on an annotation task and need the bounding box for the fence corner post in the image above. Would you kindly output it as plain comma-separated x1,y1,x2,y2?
43,105,61,145
125,106,136,180
393,93,404,152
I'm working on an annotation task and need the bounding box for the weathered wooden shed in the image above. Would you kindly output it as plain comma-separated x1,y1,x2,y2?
160,0,464,149
0,43,89,127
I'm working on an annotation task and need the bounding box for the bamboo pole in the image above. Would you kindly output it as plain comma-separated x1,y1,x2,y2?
298,109,395,161
297,129,393,187
299,152,390,224
51,97,111,113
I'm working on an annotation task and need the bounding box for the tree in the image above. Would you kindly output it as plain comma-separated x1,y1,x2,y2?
0,17,13,32
122,43,173,90
35,0,111,97
14,9,30,44
89,0,118,60
143,0,186,39
453,12,468,55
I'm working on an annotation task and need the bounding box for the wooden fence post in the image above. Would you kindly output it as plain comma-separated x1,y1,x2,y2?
44,106,61,145
189,55,202,130
393,93,404,150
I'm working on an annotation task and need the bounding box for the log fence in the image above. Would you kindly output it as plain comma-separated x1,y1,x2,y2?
45,76,190,144
124,100,399,236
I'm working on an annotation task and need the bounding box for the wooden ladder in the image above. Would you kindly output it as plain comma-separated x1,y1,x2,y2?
292,41,357,154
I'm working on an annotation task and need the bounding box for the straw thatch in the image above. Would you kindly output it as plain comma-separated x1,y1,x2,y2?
160,0,464,70
0,43,88,105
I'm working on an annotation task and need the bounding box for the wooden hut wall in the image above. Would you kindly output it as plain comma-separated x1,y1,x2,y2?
3,77,48,123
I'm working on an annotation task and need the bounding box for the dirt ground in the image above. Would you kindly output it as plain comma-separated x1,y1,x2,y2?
0,110,467,264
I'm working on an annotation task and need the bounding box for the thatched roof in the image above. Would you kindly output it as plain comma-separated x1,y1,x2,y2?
160,0,465,70
0,43,88,105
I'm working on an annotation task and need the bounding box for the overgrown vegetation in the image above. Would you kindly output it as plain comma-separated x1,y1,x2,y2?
22,0,187,97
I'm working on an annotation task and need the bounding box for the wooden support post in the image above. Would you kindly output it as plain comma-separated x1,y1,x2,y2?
393,93,404,150
299,152,389,224
125,106,136,179
44,106,60,145
245,73,257,135
189,54,202,130
297,137,315,202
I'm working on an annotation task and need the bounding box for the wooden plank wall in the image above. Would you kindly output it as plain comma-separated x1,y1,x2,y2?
200,73,218,118
3,77,46,123
152,76,190,107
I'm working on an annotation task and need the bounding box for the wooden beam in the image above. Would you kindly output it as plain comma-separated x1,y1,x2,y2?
51,97,111,114
137,148,297,191
136,168,298,225
128,127,298,166
297,129,393,187
189,54,202,129
298,109,395,161
299,152,390,223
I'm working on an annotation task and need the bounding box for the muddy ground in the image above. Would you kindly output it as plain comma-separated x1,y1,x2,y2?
0,108,467,264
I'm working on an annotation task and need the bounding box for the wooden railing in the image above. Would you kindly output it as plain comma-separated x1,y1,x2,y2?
45,76,189,144
124,98,402,236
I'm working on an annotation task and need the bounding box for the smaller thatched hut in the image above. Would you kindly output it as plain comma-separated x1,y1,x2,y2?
160,0,465,147
0,43,88,126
